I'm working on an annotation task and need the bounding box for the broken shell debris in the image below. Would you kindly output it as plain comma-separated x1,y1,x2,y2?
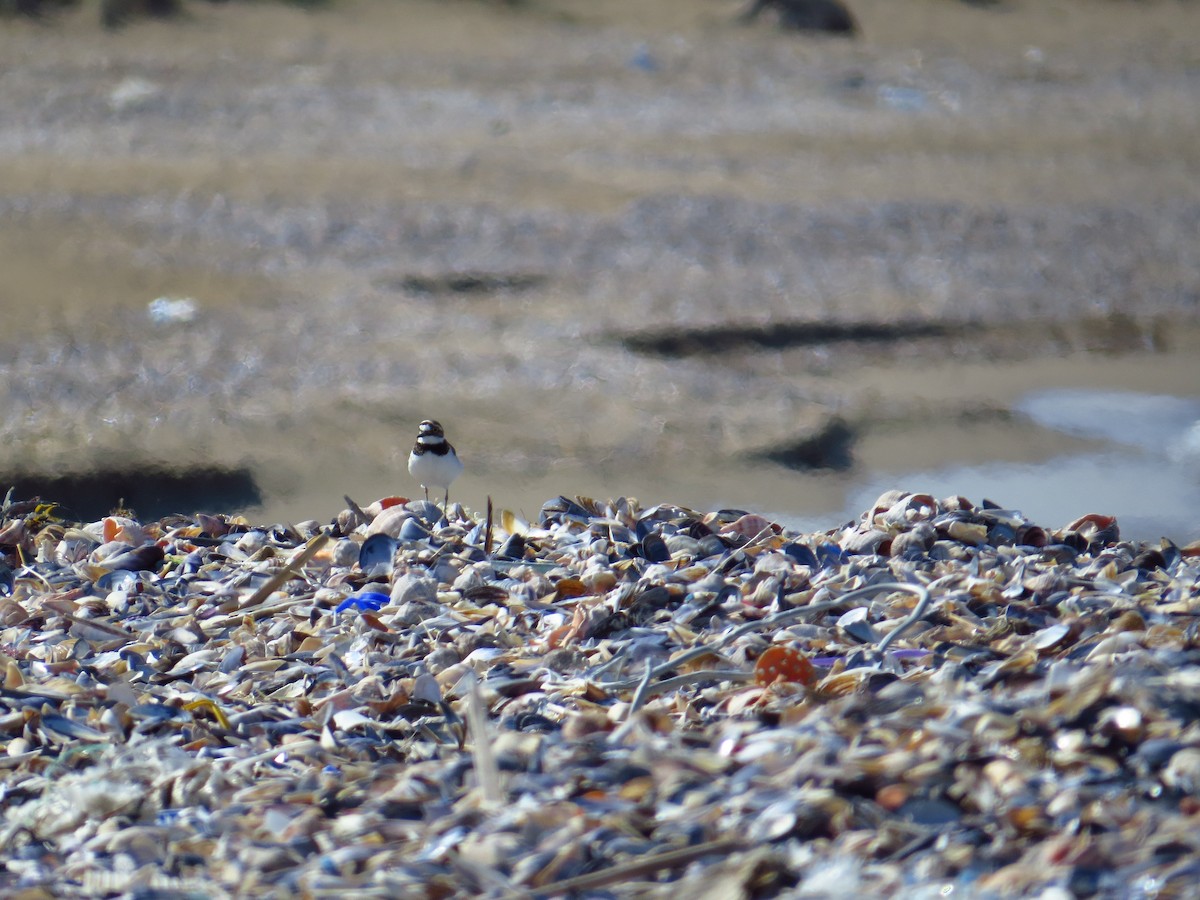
1,490,1199,896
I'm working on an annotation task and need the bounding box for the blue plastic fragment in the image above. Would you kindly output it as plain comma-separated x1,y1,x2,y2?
335,591,389,614
814,542,847,568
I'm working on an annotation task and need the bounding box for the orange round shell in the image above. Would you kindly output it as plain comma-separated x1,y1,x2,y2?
754,646,815,686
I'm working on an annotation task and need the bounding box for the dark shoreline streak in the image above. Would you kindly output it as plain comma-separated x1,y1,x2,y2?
2,466,262,521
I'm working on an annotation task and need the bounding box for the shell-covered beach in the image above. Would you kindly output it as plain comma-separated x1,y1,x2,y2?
2,491,1199,896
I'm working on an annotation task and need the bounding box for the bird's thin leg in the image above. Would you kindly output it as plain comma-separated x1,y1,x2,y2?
423,486,429,502
443,488,450,508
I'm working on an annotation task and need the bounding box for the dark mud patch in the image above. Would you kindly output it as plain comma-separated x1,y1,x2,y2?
619,313,1177,360
753,417,856,471
619,319,952,357
2,466,262,522
379,272,548,297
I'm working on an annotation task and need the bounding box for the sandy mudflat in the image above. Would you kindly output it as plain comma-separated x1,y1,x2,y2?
0,0,1197,530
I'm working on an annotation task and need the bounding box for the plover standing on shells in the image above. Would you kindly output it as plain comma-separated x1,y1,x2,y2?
408,419,464,507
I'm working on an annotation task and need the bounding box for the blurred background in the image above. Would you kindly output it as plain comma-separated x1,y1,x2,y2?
1,0,1198,541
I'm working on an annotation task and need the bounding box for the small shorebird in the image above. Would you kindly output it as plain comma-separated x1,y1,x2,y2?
407,419,464,507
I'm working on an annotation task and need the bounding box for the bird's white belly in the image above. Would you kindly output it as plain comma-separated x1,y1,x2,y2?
408,451,463,489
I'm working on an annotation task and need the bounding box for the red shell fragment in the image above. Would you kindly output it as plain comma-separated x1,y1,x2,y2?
754,646,815,686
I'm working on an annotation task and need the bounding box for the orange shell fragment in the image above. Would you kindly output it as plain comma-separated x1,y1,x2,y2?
554,577,588,600
754,646,815,686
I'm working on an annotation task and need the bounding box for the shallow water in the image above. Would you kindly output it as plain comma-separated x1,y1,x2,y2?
1017,389,1200,461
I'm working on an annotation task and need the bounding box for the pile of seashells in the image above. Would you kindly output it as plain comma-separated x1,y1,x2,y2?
1,489,1198,896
